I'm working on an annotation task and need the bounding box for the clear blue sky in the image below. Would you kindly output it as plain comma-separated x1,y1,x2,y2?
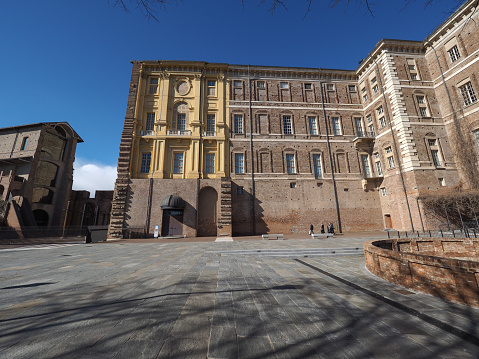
0,0,462,192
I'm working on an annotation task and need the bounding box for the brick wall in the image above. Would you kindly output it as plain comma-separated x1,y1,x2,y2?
364,238,479,307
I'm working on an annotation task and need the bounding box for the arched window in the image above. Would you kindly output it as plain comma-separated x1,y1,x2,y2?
173,102,189,132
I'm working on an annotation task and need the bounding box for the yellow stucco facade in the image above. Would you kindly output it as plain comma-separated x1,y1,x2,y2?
130,61,229,180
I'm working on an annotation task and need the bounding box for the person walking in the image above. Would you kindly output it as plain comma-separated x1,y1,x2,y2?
320,224,325,234
309,224,314,235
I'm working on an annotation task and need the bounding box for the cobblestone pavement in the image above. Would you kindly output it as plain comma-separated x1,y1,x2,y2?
1,236,479,358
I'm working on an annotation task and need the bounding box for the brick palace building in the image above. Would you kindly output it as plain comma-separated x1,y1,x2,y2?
108,0,479,238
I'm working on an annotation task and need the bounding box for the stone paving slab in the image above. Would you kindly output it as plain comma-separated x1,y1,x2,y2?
1,237,479,358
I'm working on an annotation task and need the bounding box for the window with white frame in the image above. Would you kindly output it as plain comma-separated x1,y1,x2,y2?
176,114,186,131
141,153,151,173
379,117,387,128
308,116,318,135
206,114,215,134
373,85,379,94
146,112,155,131
459,81,477,106
417,95,429,117
257,80,266,88
148,78,158,94
374,153,383,176
361,154,372,178
377,106,384,115
427,139,443,167
354,117,364,137
380,187,387,196
207,80,216,96
407,59,420,80
326,84,334,91
448,45,461,63
286,154,296,174
173,153,184,174
368,124,375,137
304,83,312,90
235,153,244,174
385,146,395,168
280,82,289,89
283,115,292,134
234,114,243,134
205,153,215,174
331,117,341,135
312,154,322,178
233,80,242,88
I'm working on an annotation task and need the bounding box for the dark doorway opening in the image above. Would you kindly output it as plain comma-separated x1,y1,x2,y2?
162,209,184,236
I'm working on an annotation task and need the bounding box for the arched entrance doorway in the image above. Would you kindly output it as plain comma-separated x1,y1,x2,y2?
161,195,186,236
197,186,218,237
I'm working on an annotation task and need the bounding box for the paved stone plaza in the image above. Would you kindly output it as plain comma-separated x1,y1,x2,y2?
1,235,479,358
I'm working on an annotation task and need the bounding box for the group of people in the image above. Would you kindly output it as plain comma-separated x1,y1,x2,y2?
309,222,334,235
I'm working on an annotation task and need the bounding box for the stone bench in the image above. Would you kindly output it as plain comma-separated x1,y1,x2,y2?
262,234,284,240
312,233,334,239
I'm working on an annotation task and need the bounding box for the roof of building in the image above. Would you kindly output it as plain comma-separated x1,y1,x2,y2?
0,122,84,142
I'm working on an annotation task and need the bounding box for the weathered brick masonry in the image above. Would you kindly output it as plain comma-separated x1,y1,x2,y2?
364,238,479,307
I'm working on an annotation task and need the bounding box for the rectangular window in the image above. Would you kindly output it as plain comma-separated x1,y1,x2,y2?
459,82,477,106
141,153,151,173
417,96,425,104
363,94,368,102
376,160,383,176
235,153,244,174
20,137,28,151
207,80,216,96
283,115,292,134
431,150,441,167
366,114,372,123
326,84,334,91
379,117,387,128
205,153,215,174
149,78,158,94
377,106,384,115
146,112,155,131
408,65,416,71
385,146,395,168
380,187,387,196
473,129,479,148
354,118,364,137
361,87,366,93
173,153,184,174
312,154,322,179
349,85,356,92
407,59,420,80
411,74,418,80
236,186,244,195
177,114,186,131
206,114,215,134
308,116,318,135
361,155,371,178
280,82,289,89
286,154,296,174
304,83,312,90
234,114,243,134
368,124,375,137
420,107,428,117
257,81,266,88
233,80,242,88
332,117,341,135
448,45,461,63
371,77,377,84
439,178,446,187
373,85,379,94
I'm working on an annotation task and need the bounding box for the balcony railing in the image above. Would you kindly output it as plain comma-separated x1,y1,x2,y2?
356,131,376,138
204,131,216,137
167,130,191,136
140,130,154,136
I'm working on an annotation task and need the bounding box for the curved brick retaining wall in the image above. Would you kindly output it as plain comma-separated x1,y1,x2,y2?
363,238,479,307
